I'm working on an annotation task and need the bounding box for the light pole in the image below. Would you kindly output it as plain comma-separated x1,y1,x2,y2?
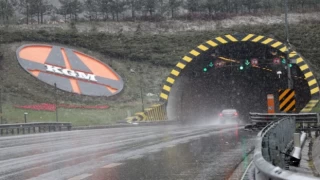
285,0,289,44
284,0,293,89
54,83,59,122
0,88,2,124
140,77,144,112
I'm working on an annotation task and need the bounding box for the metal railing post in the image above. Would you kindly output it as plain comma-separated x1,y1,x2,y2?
24,112,28,123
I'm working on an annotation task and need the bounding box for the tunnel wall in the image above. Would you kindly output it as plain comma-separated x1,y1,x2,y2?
160,34,320,120
167,76,186,121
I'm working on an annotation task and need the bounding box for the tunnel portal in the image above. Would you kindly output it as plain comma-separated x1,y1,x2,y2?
160,34,319,123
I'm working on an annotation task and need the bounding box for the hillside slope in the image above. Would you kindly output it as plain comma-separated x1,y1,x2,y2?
0,20,320,125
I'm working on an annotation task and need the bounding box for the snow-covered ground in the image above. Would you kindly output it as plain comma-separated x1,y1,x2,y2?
1,12,319,34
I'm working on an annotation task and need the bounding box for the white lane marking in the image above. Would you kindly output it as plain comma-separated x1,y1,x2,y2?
68,173,92,180
240,160,253,180
102,163,123,169
128,155,143,160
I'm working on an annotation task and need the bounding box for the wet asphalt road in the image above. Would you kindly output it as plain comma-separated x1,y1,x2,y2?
0,124,256,180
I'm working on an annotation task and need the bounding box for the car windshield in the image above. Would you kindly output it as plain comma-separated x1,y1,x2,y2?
0,0,319,180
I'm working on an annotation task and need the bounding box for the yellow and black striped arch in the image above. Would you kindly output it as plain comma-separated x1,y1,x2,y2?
160,33,320,113
289,51,320,112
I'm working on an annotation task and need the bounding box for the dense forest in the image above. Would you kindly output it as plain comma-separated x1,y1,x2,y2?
0,0,320,24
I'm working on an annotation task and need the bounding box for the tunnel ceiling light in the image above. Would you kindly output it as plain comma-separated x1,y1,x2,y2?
270,50,278,56
277,71,282,78
218,56,238,63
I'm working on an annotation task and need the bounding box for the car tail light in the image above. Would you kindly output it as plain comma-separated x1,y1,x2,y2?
219,113,223,117
234,112,238,116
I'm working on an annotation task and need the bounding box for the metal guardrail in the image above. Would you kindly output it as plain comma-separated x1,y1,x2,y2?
252,117,319,180
0,122,72,136
249,112,320,136
250,112,319,123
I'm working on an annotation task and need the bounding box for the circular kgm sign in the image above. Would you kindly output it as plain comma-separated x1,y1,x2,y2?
16,44,124,97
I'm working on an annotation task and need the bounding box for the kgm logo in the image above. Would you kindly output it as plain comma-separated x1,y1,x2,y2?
45,65,97,81
16,44,124,97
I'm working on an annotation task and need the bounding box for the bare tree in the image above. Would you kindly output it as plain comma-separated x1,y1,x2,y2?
242,0,262,13
185,0,199,13
202,0,217,15
109,0,126,21
19,0,31,24
167,0,182,18
84,0,99,21
58,0,83,22
71,0,83,21
97,0,110,20
58,0,70,22
142,0,157,16
0,0,15,24
126,0,139,20
28,0,50,24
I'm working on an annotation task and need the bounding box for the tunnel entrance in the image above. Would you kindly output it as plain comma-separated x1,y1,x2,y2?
161,34,318,123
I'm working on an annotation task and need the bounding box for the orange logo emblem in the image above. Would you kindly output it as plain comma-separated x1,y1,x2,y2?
16,44,124,96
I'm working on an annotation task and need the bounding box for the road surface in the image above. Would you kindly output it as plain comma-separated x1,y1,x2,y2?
0,124,256,180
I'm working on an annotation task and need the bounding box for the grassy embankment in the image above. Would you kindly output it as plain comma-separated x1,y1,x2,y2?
1,21,320,126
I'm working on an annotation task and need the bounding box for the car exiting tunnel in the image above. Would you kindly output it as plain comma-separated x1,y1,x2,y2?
159,34,319,123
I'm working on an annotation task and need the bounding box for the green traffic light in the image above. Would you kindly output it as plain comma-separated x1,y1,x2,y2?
281,58,286,64
203,67,208,72
209,62,214,67
240,66,244,70
289,64,292,68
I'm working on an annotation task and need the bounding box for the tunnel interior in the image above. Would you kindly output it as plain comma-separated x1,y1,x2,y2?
167,42,310,123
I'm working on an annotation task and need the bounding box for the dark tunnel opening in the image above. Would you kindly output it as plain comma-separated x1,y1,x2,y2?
167,42,311,123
